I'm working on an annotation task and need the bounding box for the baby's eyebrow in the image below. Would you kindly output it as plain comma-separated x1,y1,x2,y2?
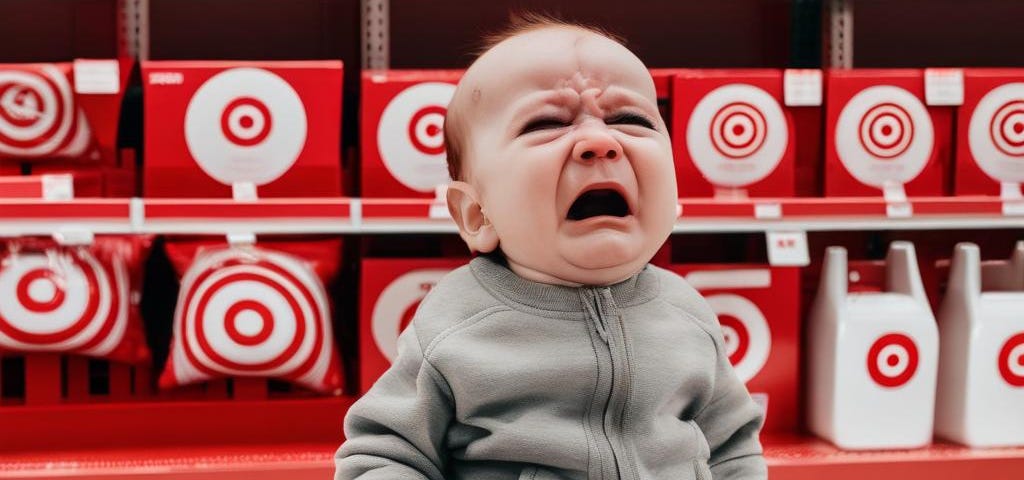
508,90,575,120
597,87,659,117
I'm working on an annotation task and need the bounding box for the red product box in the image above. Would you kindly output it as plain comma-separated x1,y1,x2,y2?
359,258,468,393
955,69,1024,196
0,63,95,162
361,70,462,198
142,61,343,198
825,69,952,197
667,264,801,435
672,70,799,198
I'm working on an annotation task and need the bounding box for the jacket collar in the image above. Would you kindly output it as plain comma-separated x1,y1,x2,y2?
469,255,660,312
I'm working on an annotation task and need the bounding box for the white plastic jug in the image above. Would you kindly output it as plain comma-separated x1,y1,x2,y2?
807,241,939,449
935,241,1024,447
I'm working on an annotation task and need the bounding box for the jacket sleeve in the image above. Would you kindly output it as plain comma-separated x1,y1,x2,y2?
692,311,768,479
335,324,453,480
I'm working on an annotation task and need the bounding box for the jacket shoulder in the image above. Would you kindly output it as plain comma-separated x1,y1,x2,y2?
408,263,506,351
648,265,720,331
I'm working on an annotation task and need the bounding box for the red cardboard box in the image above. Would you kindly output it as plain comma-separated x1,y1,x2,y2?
667,264,801,434
359,258,467,393
825,69,951,197
142,61,343,198
673,70,798,197
361,70,462,198
955,69,1024,196
0,63,97,161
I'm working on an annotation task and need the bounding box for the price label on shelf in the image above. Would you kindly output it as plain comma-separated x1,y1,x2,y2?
766,231,809,267
925,68,964,106
73,59,121,94
784,69,823,106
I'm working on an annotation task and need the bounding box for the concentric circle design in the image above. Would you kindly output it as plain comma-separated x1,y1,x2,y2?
0,248,128,356
184,68,308,186
0,65,77,157
377,82,456,193
859,103,914,159
371,269,448,362
705,294,771,382
172,248,332,388
968,83,1024,183
835,86,934,188
866,333,919,388
686,84,788,188
998,332,1024,387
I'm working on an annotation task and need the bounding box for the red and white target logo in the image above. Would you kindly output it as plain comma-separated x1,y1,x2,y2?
867,333,919,388
998,332,1024,387
164,247,337,391
968,83,1024,183
835,86,934,188
686,84,788,187
184,68,308,186
377,83,456,193
0,249,128,356
0,65,84,158
705,294,771,382
371,269,447,362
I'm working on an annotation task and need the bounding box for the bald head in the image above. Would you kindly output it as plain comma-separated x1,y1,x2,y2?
444,22,655,181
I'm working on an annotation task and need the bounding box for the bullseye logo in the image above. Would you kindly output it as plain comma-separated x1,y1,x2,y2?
377,82,456,193
867,333,919,388
705,293,771,383
968,83,1024,183
0,66,78,157
184,68,308,186
711,102,767,159
835,86,934,188
998,332,1024,387
686,84,788,188
0,249,128,356
170,248,333,387
371,269,448,362
859,103,913,159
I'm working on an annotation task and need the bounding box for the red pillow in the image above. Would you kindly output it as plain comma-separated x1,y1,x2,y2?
0,236,152,364
160,240,343,394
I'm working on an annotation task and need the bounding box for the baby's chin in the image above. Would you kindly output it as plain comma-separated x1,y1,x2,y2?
556,235,653,285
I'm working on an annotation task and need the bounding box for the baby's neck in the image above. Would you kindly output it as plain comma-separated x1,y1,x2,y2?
506,258,638,288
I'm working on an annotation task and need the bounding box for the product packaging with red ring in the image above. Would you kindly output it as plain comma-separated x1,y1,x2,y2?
161,238,344,394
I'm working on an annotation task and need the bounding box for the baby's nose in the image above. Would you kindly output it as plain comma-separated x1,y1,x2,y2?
572,131,623,163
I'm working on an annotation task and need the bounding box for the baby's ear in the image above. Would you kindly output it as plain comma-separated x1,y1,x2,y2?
447,181,499,254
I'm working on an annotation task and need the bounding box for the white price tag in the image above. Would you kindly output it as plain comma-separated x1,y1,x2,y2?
41,174,74,200
754,202,782,219
924,68,964,106
232,182,258,201
783,69,822,106
73,59,120,94
1003,201,1024,216
882,181,913,218
428,203,452,220
766,231,810,267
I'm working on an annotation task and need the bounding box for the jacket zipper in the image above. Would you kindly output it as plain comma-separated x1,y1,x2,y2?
585,289,636,480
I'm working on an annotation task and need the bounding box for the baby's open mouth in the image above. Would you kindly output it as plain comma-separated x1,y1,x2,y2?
567,189,631,221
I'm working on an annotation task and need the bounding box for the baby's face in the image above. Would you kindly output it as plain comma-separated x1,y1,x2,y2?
452,27,677,286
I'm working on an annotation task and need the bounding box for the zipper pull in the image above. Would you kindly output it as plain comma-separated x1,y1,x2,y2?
581,290,610,344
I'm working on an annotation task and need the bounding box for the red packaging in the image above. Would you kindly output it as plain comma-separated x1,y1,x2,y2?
0,235,152,364
359,258,468,393
825,69,951,197
0,63,98,161
161,238,344,394
673,70,798,197
142,61,343,198
667,264,801,435
361,70,462,198
955,69,1024,196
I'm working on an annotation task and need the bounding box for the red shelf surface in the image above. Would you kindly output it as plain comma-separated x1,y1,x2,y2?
2,434,1023,479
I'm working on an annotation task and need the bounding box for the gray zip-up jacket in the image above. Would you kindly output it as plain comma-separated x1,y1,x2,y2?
336,256,766,479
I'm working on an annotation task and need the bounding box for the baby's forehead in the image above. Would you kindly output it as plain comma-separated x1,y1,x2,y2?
451,28,654,127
